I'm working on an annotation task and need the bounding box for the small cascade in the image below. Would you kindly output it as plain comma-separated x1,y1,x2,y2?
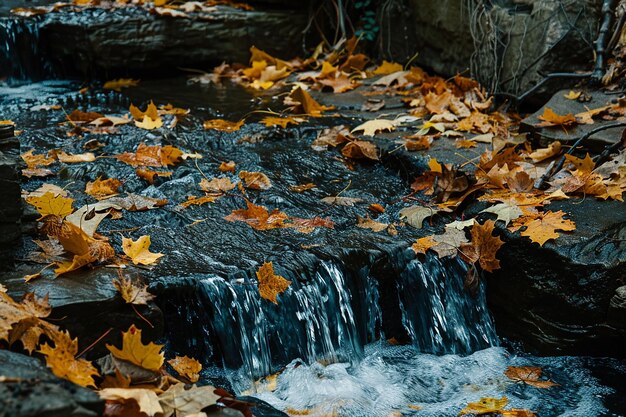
397,255,498,354
159,253,499,393
0,16,52,81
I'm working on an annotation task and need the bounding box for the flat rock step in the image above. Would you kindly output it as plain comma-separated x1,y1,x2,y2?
521,89,625,149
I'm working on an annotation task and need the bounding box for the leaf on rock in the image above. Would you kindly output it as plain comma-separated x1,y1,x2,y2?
115,143,183,167
289,216,335,233
38,330,100,387
528,141,562,162
203,119,244,132
399,205,439,229
501,409,537,417
122,235,164,266
356,215,388,232
107,324,165,372
107,193,168,211
537,107,577,127
260,116,304,128
136,168,172,184
103,78,140,92
21,150,55,177
1,292,58,353
113,275,155,305
66,202,118,238
351,119,395,136
460,220,504,272
130,101,163,130
224,200,288,230
239,171,272,190
56,151,96,163
341,140,379,160
321,196,363,206
373,60,403,75
168,356,202,383
459,397,508,415
480,202,523,226
256,261,291,304
26,192,73,219
67,110,104,124
218,161,236,172
200,177,237,193
411,236,438,255
311,125,351,150
519,210,576,246
99,388,163,417
158,383,220,417
289,183,317,193
504,366,558,388
85,177,122,199
286,86,334,117
180,195,218,208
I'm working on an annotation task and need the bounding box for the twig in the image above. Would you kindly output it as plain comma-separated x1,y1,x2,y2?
536,122,626,188
77,327,113,358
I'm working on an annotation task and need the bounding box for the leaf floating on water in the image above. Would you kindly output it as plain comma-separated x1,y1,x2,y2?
504,366,558,388
458,396,508,415
103,78,139,92
168,356,202,383
256,261,291,304
122,235,164,266
106,324,165,372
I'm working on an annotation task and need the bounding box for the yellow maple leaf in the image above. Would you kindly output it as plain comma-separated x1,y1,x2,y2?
256,261,291,304
26,192,74,219
203,119,244,131
519,210,576,246
459,397,508,415
351,119,395,136
135,115,163,130
122,235,164,265
106,324,164,372
103,78,140,92
564,90,581,100
373,60,403,75
286,86,334,117
38,330,100,387
260,116,303,128
168,355,202,383
130,101,163,130
85,177,122,199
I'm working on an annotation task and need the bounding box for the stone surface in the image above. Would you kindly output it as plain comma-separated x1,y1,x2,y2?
407,0,601,97
0,5,308,79
521,88,625,149
0,127,22,269
0,349,104,417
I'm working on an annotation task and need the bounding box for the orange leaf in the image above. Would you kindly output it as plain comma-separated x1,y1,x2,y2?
286,87,334,117
528,141,562,162
260,116,303,128
200,177,236,193
135,168,172,184
218,161,236,172
203,119,244,132
113,275,154,305
239,171,272,190
411,236,438,255
256,261,291,304
180,195,218,208
519,210,576,246
460,220,504,272
168,355,202,383
115,143,183,167
341,140,379,160
224,200,288,231
103,78,139,92
85,177,122,199
504,366,558,388
537,107,577,127
106,324,164,372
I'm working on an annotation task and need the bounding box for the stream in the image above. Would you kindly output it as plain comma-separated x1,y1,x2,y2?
1,8,626,417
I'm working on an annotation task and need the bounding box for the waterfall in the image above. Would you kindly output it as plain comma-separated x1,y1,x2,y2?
0,16,52,81
158,253,498,392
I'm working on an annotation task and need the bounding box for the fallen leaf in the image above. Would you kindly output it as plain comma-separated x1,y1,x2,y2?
537,107,577,127
103,78,140,92
218,161,236,172
351,119,395,136
136,168,173,184
256,261,291,304
85,177,122,199
67,110,104,124
460,220,504,272
168,356,202,383
519,210,576,246
321,196,363,206
26,192,73,219
504,366,558,388
115,143,183,167
224,201,288,230
107,193,168,211
528,141,562,162
400,205,439,229
107,324,165,372
1,292,58,353
411,235,438,255
200,177,236,193
260,116,304,128
113,275,155,305
99,388,163,417
564,90,581,100
286,86,334,117
159,384,220,417
341,140,379,160
56,151,96,163
480,202,523,226
122,235,164,265
239,171,272,190
289,216,335,233
289,183,316,192
373,60,403,75
203,119,244,132
459,397,508,415
356,215,388,232
39,330,99,387
66,202,118,238
180,195,218,208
